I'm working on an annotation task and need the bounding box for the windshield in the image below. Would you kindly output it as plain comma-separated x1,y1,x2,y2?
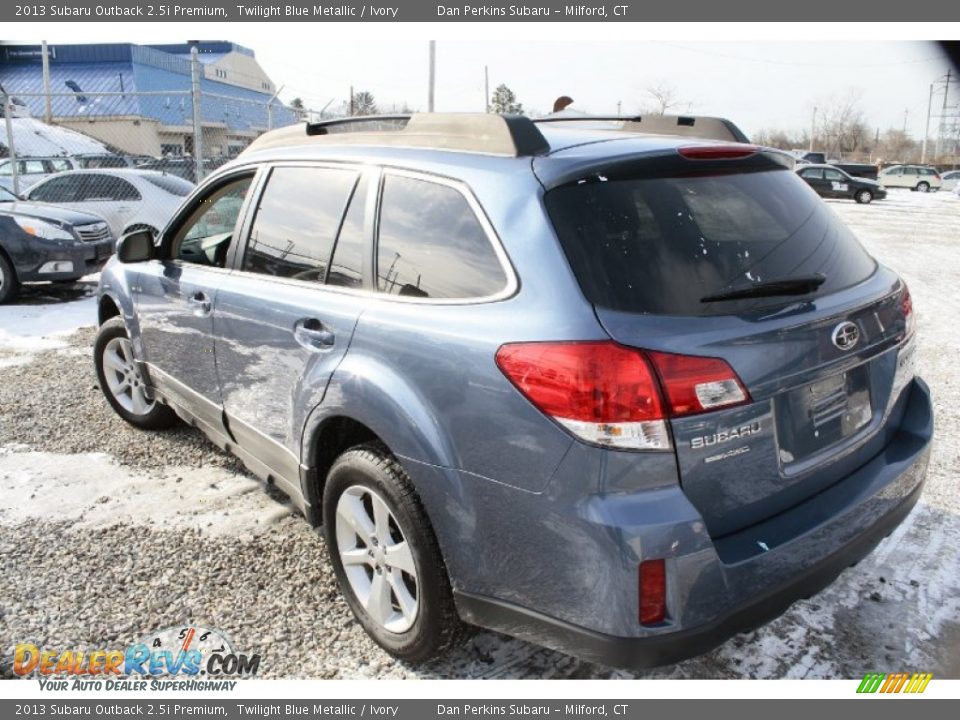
545,166,877,316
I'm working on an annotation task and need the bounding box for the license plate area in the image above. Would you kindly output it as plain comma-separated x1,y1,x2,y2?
775,365,872,466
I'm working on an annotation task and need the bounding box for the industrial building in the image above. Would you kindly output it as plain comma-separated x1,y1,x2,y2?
0,41,298,158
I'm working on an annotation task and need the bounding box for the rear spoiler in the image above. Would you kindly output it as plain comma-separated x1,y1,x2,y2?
535,114,751,144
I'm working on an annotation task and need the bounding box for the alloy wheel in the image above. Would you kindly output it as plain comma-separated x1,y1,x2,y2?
102,336,155,416
335,485,419,633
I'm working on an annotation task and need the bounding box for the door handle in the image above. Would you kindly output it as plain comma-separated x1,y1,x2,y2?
293,318,335,350
186,291,212,316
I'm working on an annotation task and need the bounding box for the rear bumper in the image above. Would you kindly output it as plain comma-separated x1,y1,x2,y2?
454,377,932,669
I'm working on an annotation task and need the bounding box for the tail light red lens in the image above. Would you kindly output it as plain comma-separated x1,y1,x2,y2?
678,145,758,160
647,351,750,417
495,341,750,449
495,342,669,450
901,282,916,337
639,559,667,626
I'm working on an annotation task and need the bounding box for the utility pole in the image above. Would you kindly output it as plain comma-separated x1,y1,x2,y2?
428,41,436,112
349,85,354,116
922,82,934,164
484,65,489,113
617,100,622,116
266,84,284,131
809,106,817,152
41,40,52,124
903,108,909,133
935,68,952,161
1,87,20,195
190,47,204,183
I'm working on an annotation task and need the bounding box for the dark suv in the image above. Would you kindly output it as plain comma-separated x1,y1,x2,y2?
94,113,932,668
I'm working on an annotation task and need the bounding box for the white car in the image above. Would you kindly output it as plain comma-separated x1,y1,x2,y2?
23,169,195,237
941,170,960,192
878,165,943,193
0,156,75,193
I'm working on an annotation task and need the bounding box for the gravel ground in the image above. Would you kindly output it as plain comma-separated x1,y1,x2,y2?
1,189,958,680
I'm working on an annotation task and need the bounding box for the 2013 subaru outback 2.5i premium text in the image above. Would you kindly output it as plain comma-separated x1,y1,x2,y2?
94,113,932,668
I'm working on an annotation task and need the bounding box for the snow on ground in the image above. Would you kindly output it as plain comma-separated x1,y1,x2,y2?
0,189,958,679
0,276,98,366
0,447,294,538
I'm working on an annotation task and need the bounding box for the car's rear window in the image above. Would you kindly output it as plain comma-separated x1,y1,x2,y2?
545,166,876,316
142,173,195,196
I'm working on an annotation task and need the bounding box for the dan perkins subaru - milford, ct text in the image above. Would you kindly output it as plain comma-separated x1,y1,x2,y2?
437,4,628,16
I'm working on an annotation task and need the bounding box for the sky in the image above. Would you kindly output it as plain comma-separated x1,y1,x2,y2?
5,26,953,140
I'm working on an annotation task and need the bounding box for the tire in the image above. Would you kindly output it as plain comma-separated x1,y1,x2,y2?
0,252,20,304
94,317,178,430
323,443,467,663
855,189,873,204
916,182,930,193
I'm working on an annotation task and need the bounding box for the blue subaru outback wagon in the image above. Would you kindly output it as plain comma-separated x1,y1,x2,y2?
95,113,932,668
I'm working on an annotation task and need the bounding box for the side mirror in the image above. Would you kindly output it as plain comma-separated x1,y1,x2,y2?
116,230,155,263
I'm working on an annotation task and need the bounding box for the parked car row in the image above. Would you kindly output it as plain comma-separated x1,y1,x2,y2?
0,163,195,303
23,169,194,239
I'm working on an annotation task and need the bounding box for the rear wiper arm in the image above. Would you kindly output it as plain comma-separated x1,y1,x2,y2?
700,274,826,303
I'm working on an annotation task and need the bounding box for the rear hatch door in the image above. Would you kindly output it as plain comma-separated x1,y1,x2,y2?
543,149,914,538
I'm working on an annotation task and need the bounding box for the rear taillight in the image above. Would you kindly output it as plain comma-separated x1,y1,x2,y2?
495,341,750,450
495,342,669,450
901,283,916,338
647,351,750,417
678,145,758,160
639,559,667,626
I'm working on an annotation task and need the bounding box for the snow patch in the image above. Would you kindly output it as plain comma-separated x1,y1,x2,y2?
0,446,296,537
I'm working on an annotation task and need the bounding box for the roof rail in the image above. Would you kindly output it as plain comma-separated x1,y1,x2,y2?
535,114,751,144
242,113,551,157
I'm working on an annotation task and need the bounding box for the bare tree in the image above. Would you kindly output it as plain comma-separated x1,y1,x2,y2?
643,83,690,115
817,90,868,160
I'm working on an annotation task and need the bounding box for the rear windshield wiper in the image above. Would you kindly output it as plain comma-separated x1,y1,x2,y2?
700,274,826,303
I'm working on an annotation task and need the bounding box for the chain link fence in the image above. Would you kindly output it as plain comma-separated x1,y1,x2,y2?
1,82,297,240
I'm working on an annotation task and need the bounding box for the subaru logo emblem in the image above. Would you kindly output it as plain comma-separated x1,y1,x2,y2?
831,321,860,351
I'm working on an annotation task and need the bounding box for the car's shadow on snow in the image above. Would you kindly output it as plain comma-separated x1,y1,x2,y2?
13,279,98,305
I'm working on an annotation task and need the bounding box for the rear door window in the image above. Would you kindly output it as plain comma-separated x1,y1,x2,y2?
375,174,507,299
546,165,876,316
80,174,141,201
242,166,357,283
28,175,83,203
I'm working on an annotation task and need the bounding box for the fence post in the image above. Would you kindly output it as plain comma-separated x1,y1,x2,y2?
42,40,53,125
191,47,204,183
1,89,20,195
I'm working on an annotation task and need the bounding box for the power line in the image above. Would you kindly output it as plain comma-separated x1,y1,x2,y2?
648,41,947,69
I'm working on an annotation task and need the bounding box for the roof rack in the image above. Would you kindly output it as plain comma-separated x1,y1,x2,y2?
534,114,751,144
242,113,551,157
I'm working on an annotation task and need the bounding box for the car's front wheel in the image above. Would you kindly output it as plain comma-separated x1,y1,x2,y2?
323,443,467,663
855,189,874,204
0,252,20,304
916,181,930,193
94,317,178,429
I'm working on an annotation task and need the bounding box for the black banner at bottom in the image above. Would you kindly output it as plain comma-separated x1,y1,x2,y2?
1,699,957,720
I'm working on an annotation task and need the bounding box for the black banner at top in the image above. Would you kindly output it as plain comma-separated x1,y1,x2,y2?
3,0,959,22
